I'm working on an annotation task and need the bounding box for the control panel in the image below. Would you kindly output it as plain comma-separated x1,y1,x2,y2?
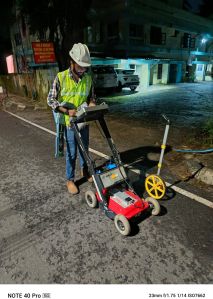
100,166,127,188
111,191,135,208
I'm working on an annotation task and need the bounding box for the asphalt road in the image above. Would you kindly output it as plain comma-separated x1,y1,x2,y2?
0,110,212,284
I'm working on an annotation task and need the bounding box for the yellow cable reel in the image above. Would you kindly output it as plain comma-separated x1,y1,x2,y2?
145,174,166,200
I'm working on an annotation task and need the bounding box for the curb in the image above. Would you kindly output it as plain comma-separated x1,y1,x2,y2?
186,159,213,186
148,152,213,186
3,98,47,112
195,167,213,185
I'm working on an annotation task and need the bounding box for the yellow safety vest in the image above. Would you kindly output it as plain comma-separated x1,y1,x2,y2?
57,69,92,126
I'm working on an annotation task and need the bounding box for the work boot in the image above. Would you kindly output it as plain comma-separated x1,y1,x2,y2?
81,168,93,183
67,181,78,195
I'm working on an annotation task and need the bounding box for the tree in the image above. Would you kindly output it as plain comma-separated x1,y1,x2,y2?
0,1,14,73
183,0,213,17
199,0,213,17
0,1,14,39
16,0,92,70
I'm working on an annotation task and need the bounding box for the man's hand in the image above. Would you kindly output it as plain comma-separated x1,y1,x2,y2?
88,100,96,107
58,106,76,116
68,109,77,117
58,106,68,114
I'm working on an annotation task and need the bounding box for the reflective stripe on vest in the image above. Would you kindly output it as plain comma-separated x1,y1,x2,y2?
57,69,92,126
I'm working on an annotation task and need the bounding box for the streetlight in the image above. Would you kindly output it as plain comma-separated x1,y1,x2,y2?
201,38,207,44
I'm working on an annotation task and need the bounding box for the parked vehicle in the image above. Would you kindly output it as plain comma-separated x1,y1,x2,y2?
91,65,118,90
115,68,140,91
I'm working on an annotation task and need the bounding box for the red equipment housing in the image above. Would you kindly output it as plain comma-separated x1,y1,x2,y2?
96,190,149,220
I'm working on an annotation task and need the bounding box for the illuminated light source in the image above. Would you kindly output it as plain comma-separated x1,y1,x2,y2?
6,55,15,73
201,38,207,44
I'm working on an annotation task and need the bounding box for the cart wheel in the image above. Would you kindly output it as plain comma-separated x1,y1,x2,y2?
145,197,161,216
85,191,98,208
145,174,166,199
114,214,131,236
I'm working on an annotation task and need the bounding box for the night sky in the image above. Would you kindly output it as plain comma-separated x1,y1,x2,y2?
185,0,204,13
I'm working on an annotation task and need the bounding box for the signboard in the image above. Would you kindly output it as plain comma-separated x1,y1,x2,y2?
32,42,56,64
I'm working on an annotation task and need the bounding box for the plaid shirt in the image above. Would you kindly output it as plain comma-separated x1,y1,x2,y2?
47,67,95,110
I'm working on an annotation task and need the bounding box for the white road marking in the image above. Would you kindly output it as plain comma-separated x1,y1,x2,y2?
6,110,56,136
89,148,110,159
165,183,213,208
5,110,213,208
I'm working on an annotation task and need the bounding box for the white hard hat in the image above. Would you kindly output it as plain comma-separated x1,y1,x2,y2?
69,43,91,67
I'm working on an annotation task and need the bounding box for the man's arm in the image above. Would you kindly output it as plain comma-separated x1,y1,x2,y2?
47,76,70,114
47,75,60,110
87,84,96,106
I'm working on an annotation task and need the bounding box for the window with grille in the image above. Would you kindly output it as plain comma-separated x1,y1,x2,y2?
107,21,119,40
150,26,166,45
157,64,163,79
129,23,144,44
129,24,144,38
197,64,203,71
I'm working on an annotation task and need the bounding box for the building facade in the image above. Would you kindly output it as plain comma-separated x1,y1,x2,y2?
3,0,213,100
85,0,213,87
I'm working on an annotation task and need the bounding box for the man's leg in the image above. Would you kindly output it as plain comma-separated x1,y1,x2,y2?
77,125,92,182
64,127,78,194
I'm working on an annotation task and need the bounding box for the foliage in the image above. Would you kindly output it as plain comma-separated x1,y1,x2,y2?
16,0,92,69
0,1,14,73
203,119,213,138
183,0,213,17
199,0,213,17
0,1,14,39
201,119,213,146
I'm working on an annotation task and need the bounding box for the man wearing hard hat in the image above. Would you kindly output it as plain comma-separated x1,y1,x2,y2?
47,43,95,195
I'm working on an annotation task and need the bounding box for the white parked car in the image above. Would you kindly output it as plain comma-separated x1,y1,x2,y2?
115,69,140,91
91,65,118,90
